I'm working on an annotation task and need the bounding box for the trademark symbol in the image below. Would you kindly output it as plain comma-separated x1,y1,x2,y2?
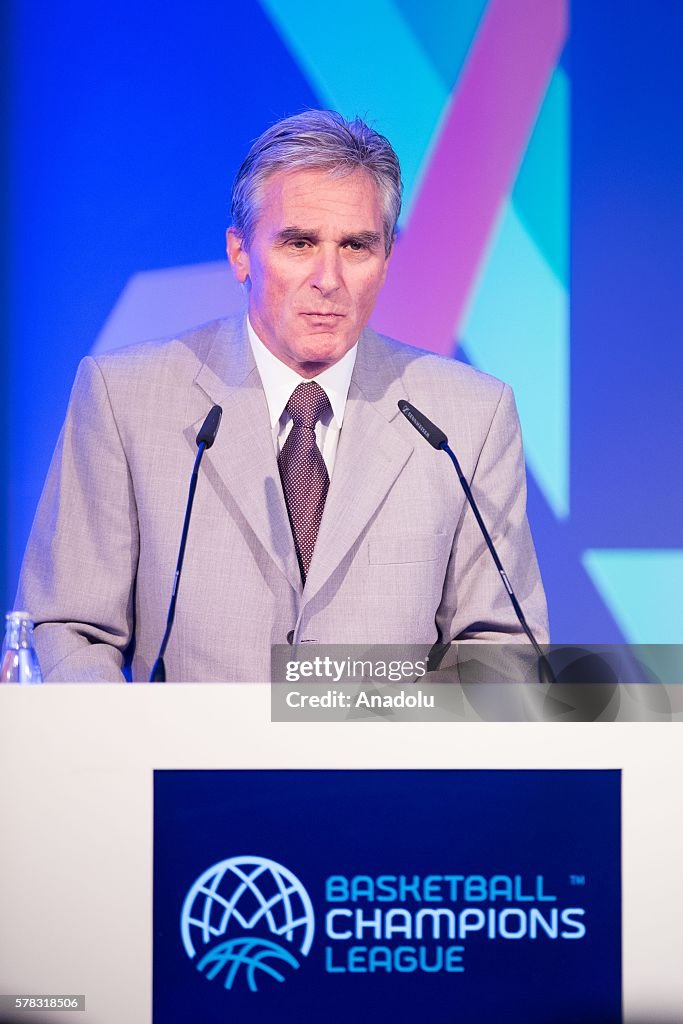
570,874,585,885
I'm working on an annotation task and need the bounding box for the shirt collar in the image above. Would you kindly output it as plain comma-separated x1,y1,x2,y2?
246,316,357,429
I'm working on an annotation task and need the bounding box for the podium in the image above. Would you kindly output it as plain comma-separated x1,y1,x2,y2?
0,684,681,1022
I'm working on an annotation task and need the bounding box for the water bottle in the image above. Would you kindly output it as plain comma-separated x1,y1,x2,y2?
0,611,44,683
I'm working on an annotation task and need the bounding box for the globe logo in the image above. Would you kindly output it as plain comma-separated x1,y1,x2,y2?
180,855,315,992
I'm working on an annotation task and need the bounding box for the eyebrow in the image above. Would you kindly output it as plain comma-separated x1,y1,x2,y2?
274,226,383,248
342,230,383,248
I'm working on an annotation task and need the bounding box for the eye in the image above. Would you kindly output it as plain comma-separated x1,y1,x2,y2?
345,240,366,252
289,238,310,250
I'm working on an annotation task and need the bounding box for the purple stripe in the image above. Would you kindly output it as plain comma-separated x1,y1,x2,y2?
372,0,567,355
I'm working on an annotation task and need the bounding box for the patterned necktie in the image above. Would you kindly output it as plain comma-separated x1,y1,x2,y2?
278,381,331,582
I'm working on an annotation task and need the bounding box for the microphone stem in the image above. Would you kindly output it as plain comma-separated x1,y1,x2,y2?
441,442,546,664
152,441,206,678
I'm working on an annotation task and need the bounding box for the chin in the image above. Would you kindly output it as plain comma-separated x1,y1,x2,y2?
295,337,349,365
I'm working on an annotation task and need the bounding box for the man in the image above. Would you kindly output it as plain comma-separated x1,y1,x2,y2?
17,110,548,681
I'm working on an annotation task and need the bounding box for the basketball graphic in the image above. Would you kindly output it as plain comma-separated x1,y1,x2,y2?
180,855,315,992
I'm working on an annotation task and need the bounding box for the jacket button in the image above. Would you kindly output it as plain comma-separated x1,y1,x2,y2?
286,630,295,644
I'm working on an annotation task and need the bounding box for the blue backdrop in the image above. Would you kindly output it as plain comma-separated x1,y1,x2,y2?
4,0,682,644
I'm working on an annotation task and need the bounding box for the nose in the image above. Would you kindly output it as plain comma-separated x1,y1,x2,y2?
310,245,342,296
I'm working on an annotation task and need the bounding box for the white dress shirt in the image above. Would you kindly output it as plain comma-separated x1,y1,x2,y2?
246,317,357,477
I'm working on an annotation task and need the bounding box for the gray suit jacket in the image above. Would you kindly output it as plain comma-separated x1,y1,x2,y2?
17,316,548,681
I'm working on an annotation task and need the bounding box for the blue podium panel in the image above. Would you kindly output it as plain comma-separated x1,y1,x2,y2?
154,769,621,1023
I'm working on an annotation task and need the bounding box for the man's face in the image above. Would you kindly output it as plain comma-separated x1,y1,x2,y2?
227,167,391,377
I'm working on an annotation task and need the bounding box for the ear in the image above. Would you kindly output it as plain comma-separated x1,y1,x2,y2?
379,245,392,287
226,228,250,284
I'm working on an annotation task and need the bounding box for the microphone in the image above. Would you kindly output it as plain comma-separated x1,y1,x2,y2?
196,405,222,449
398,399,554,682
149,405,223,682
397,400,447,449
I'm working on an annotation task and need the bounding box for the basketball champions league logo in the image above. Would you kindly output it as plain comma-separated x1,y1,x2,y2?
180,856,315,992
156,772,619,1020
181,853,591,996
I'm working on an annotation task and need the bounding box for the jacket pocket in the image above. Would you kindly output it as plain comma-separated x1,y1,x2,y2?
367,534,446,565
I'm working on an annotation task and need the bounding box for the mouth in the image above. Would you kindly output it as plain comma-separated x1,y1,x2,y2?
301,312,344,319
299,312,346,330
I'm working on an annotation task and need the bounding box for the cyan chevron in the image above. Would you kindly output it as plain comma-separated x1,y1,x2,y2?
461,201,570,518
512,68,569,284
583,550,683,644
393,0,489,89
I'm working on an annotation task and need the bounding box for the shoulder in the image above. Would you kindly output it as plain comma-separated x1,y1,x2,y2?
358,328,519,462
363,327,509,409
87,315,243,387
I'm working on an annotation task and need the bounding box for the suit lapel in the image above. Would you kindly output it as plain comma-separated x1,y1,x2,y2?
192,318,302,593
302,328,414,605
189,320,415,603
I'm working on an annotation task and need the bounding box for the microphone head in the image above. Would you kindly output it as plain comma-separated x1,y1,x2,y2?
196,405,223,449
398,400,448,450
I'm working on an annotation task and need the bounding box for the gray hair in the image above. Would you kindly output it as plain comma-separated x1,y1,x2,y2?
231,110,402,257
